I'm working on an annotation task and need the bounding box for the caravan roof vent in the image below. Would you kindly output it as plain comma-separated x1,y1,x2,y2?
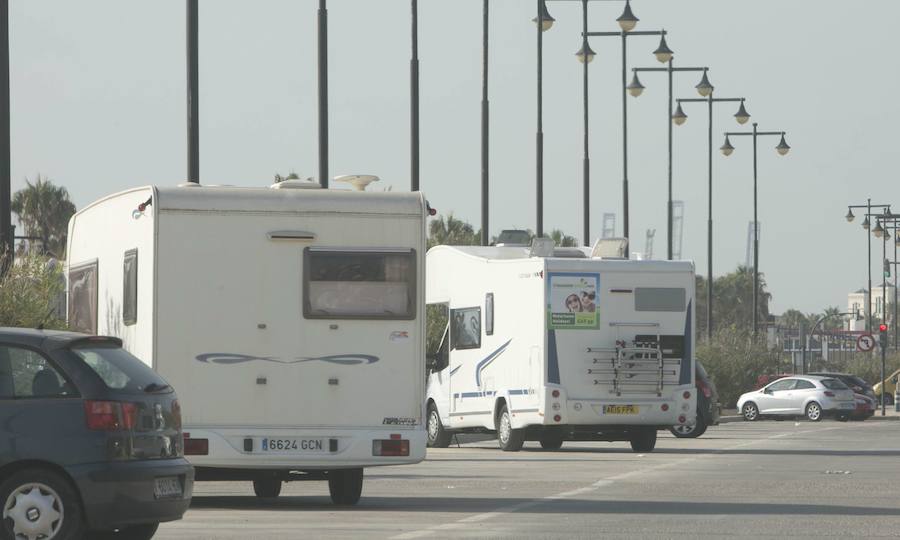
496,229,532,247
270,178,321,190
334,174,380,191
529,237,556,258
591,238,629,259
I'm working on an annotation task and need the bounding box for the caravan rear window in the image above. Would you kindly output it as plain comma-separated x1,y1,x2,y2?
634,287,686,312
303,248,416,320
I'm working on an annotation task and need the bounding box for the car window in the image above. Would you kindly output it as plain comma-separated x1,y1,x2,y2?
69,345,172,394
821,378,849,390
794,380,815,390
0,346,77,399
767,379,796,392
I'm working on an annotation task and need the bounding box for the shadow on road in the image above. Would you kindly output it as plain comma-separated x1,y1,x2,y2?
188,496,900,516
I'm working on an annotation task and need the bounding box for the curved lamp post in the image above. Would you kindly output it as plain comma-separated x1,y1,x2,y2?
846,200,892,331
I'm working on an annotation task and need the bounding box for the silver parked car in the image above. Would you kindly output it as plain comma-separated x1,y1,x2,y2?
737,375,856,422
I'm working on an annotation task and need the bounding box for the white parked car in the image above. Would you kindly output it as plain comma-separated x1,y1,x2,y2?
737,375,856,422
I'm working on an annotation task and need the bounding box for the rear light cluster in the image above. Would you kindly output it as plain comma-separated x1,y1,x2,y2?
661,403,669,412
678,415,686,424
183,433,209,455
683,391,692,400
373,434,409,456
550,389,562,423
824,391,835,398
84,400,138,431
697,379,713,398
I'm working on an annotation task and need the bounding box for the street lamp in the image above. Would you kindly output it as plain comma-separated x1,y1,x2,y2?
675,89,750,339
585,17,668,257
631,60,709,260
722,123,790,339
533,0,555,238
846,200,892,331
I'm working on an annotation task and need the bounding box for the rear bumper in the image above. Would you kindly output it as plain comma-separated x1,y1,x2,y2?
552,391,696,428
183,426,426,470
67,458,194,531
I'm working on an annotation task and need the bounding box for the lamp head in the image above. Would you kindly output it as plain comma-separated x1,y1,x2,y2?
576,41,596,64
696,70,713,97
672,103,688,126
845,208,855,223
627,73,645,97
734,101,751,125
720,136,735,157
617,0,639,33
863,216,871,230
532,0,555,32
776,134,791,156
653,34,673,64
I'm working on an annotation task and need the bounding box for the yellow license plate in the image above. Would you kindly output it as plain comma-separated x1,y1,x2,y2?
603,405,639,415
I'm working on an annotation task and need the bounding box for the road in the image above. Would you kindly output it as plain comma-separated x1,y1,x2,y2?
157,420,900,539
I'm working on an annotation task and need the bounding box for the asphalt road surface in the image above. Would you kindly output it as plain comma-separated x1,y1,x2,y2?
157,420,900,539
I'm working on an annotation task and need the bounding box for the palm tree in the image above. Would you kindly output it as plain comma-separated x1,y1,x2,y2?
10,175,76,257
428,214,480,249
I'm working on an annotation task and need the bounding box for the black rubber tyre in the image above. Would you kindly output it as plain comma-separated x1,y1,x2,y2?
742,402,760,421
805,401,823,422
328,468,364,506
0,467,85,540
629,428,657,453
538,434,564,450
836,414,851,422
91,523,160,540
669,414,708,438
426,403,452,448
253,478,282,498
496,405,525,452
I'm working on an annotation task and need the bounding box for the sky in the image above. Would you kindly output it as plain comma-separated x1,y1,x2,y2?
8,0,900,315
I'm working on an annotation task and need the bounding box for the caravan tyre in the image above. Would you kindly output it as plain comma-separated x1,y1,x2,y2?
253,478,282,498
538,435,564,450
328,468,364,506
427,403,452,448
629,429,657,453
497,405,525,452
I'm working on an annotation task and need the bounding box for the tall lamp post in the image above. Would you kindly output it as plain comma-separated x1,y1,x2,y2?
186,0,199,184
481,0,489,245
411,0,420,192
1,0,11,262
317,0,329,188
585,3,667,254
533,0,555,238
872,212,899,415
721,123,790,338
845,200,892,331
629,60,710,260
674,87,751,339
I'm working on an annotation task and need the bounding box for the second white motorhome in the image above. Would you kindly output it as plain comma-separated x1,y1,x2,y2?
66,182,427,505
425,243,697,452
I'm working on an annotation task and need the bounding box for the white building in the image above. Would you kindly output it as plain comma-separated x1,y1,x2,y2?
847,282,896,330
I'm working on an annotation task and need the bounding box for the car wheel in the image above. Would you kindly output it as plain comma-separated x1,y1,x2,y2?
669,415,707,438
741,402,759,421
496,405,525,452
836,414,851,422
629,428,657,453
253,478,282,498
328,468,363,506
805,402,823,422
426,403,452,448
1,468,85,540
538,434,564,450
91,523,160,540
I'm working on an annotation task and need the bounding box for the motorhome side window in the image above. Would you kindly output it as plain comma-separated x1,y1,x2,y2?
68,262,98,334
485,293,494,336
634,287,686,312
304,248,415,319
451,307,481,350
123,249,138,326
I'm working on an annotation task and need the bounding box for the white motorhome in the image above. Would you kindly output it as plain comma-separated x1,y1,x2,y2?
425,242,697,452
66,182,427,505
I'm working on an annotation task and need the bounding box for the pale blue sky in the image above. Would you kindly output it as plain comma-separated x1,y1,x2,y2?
8,1,900,314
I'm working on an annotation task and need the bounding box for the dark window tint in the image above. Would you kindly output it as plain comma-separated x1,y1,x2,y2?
0,346,77,399
451,307,481,350
304,249,415,319
767,379,796,392
821,378,849,390
68,262,98,334
70,345,171,394
794,380,816,390
485,293,494,336
123,249,138,326
634,288,686,312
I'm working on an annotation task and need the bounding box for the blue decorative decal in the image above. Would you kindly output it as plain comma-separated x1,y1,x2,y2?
475,340,512,387
547,329,560,384
195,353,379,366
449,365,461,377
681,300,693,385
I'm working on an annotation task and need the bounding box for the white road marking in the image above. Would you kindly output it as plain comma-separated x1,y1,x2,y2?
389,423,865,539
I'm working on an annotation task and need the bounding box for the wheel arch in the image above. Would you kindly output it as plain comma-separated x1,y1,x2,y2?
0,459,86,520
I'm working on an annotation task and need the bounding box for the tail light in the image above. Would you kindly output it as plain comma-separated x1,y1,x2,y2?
553,415,562,422
183,433,209,455
84,400,138,431
824,391,835,397
683,391,692,400
171,400,182,430
661,404,669,411
697,379,712,398
551,390,560,398
678,415,686,424
373,436,409,457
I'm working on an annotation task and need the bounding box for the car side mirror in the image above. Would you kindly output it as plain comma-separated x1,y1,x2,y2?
764,388,773,394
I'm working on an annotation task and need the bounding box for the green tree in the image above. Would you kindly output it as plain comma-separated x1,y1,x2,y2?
273,172,300,183
11,175,76,257
0,255,67,330
427,214,480,249
695,266,772,338
697,327,784,407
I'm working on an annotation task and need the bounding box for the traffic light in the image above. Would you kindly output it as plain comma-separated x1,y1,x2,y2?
885,259,892,278
879,323,889,348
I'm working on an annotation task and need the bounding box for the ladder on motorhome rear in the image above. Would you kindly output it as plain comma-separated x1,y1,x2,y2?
586,323,683,396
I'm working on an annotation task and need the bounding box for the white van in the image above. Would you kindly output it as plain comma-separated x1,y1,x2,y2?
425,243,696,452
66,182,427,505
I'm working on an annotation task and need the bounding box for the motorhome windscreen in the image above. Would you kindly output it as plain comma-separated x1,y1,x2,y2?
304,249,416,319
634,287,686,312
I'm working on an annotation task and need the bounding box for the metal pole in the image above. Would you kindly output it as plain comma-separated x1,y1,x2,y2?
536,0,544,238
582,0,590,247
752,123,759,339
410,0,420,192
882,230,887,415
621,33,629,255
317,0,329,189
894,231,898,349
186,0,199,184
666,60,673,260
867,198,872,331
481,0,489,246
0,0,10,263
800,321,806,374
706,92,714,339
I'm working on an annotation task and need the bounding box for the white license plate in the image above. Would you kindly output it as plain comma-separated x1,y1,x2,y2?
154,477,182,499
261,438,326,452
840,403,855,409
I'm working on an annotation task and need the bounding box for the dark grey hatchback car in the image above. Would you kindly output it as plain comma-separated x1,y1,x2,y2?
0,329,193,540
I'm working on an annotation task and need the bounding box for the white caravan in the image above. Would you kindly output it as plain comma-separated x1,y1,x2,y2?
66,182,427,504
425,243,697,452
